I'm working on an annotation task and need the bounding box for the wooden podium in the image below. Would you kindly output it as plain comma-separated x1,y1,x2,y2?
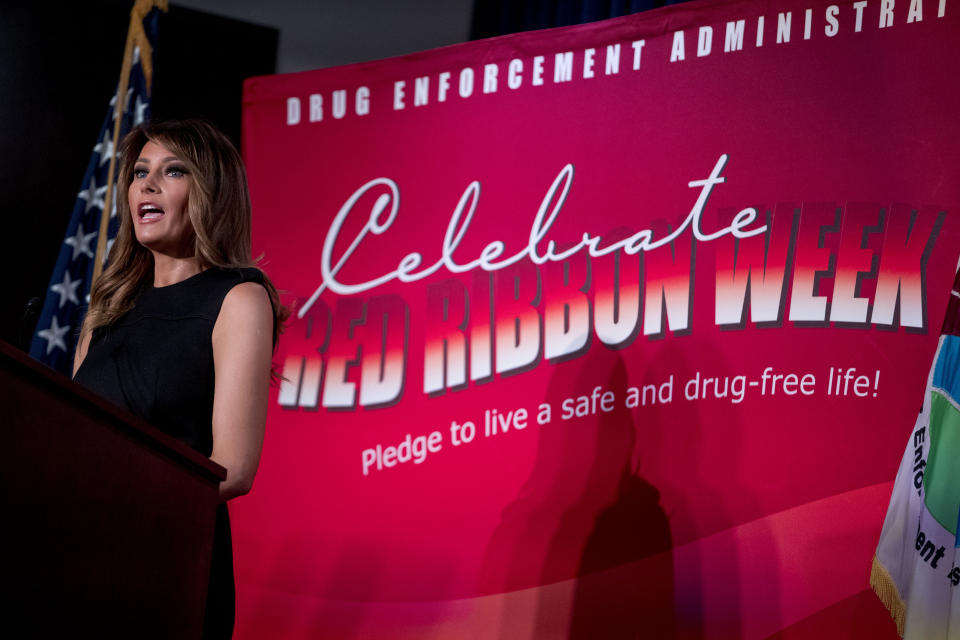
1,340,226,638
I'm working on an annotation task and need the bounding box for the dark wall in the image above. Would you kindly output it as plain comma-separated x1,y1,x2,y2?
470,0,687,39
1,0,277,350
152,5,279,146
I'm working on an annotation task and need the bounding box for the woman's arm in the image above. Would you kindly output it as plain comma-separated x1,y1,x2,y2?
211,282,274,501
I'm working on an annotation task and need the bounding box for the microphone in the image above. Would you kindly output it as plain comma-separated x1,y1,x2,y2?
19,297,42,351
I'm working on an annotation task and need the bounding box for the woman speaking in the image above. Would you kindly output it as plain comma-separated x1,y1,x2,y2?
73,119,286,639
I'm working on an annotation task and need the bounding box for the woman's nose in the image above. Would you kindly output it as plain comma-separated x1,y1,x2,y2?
140,172,159,192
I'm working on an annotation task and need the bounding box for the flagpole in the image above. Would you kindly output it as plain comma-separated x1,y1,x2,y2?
92,0,168,283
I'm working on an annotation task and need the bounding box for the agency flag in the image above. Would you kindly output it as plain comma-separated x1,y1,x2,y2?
30,0,165,373
872,271,960,639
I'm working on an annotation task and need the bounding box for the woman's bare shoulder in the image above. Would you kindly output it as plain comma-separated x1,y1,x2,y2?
215,282,273,337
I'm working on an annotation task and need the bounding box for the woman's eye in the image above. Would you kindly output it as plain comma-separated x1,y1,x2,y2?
133,168,148,178
166,165,187,177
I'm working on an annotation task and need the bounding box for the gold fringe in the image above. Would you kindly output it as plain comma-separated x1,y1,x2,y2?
126,0,169,95
871,555,906,638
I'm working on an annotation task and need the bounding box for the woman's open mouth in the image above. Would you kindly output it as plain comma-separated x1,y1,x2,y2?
138,202,165,222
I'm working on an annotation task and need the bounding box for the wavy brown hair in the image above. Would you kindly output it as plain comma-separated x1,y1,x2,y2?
83,119,288,348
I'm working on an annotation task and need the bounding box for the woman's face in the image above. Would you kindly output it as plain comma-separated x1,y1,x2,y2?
128,140,194,256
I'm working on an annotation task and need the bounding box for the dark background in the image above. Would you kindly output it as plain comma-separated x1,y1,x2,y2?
2,0,682,351
1,0,278,349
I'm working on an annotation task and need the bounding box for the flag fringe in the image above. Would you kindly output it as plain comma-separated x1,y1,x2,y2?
871,554,906,638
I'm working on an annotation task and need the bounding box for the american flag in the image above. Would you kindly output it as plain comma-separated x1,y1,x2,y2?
30,5,162,374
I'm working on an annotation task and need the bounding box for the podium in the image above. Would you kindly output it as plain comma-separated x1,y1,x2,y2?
1,340,226,638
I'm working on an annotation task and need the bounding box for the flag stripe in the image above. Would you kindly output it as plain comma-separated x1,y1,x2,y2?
932,334,960,398
926,392,960,536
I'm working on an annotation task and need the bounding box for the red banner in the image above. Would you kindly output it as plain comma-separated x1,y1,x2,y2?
239,0,960,636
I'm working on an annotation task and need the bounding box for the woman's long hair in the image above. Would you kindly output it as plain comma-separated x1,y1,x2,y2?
83,119,288,348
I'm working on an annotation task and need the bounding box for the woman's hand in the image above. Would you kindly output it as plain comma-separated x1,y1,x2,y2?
211,282,274,501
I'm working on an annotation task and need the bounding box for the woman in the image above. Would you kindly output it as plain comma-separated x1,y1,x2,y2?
73,119,287,639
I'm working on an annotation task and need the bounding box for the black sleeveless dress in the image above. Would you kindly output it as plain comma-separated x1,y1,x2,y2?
74,267,270,640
